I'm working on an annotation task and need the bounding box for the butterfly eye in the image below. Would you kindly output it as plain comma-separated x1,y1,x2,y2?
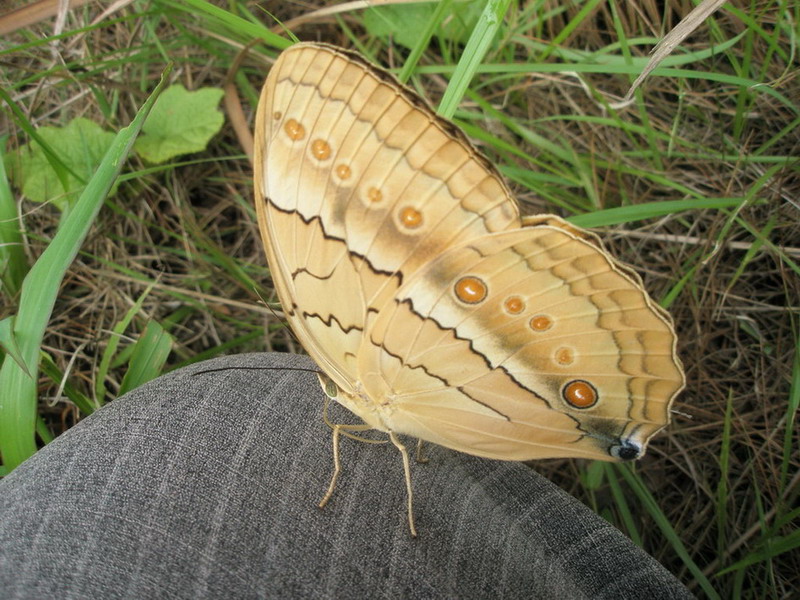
562,380,598,408
610,441,642,461
317,374,339,399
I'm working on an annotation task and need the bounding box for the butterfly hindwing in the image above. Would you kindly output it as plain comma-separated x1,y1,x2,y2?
359,218,684,461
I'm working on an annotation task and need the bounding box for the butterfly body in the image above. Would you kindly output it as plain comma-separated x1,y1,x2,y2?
254,42,684,467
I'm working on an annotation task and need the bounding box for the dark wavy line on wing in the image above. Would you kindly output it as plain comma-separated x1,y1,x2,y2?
266,196,402,285
299,309,365,336
373,338,510,421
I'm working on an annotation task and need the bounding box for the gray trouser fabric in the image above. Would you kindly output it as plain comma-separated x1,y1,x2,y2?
0,352,693,599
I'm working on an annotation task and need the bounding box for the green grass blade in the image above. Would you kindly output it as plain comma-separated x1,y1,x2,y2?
781,329,800,492
0,316,29,376
716,390,734,560
117,320,173,397
0,138,28,297
539,0,604,61
734,212,800,278
414,62,799,116
437,0,514,120
568,198,749,227
398,0,454,84
171,0,290,49
603,462,643,547
616,463,721,599
660,252,703,310
39,353,96,416
0,67,172,472
724,215,777,292
35,415,53,445
95,282,157,405
718,528,800,575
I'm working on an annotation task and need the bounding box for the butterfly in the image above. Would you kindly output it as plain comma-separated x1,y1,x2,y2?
252,42,685,535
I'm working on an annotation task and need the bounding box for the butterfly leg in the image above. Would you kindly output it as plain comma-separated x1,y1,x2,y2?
389,432,418,538
415,439,429,464
319,422,372,510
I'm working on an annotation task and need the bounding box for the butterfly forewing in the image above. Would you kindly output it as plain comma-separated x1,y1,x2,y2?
255,43,522,392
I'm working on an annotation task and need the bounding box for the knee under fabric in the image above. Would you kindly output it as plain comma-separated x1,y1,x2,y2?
0,352,694,599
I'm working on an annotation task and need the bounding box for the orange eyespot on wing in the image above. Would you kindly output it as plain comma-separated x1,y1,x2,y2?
454,276,488,304
503,296,525,315
284,118,305,140
311,139,332,160
529,315,553,332
399,206,423,229
562,380,598,409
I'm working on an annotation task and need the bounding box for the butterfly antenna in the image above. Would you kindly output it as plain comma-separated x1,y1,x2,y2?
253,286,305,349
190,365,322,376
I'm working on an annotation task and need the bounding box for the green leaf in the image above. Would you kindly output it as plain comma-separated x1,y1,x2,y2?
5,118,116,211
134,85,224,164
364,2,482,49
0,88,74,193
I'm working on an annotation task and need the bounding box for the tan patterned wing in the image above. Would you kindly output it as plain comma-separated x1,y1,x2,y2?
253,43,521,392
359,216,685,461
